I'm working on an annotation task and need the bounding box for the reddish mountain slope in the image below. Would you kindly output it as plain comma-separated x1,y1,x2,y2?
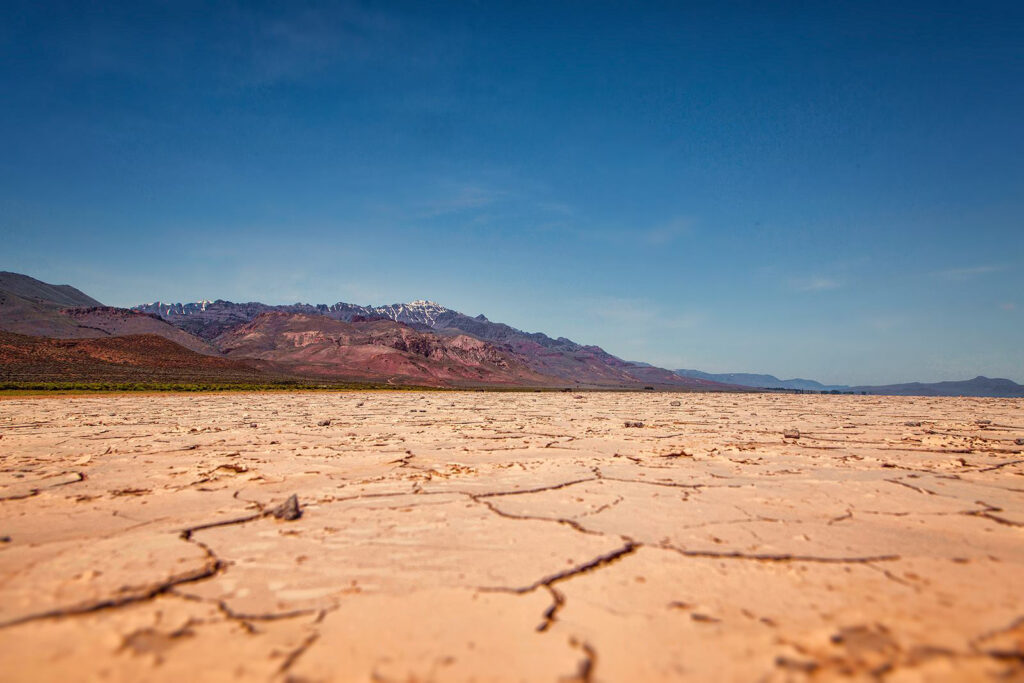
60,308,219,355
0,331,271,383
0,273,216,355
215,313,554,387
0,289,88,338
0,271,101,308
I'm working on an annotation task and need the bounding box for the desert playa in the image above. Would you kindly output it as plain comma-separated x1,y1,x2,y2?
1,392,1022,681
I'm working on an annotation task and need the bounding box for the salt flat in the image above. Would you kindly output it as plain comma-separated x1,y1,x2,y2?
0,392,1021,682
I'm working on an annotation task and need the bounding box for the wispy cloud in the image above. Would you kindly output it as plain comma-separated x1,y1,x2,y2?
418,184,508,217
573,296,706,367
555,216,694,248
935,264,1005,281
638,218,692,246
581,296,704,333
792,277,841,292
236,5,413,86
535,201,575,217
58,4,422,87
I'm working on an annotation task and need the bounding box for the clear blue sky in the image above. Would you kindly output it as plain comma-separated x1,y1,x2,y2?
2,1,1022,384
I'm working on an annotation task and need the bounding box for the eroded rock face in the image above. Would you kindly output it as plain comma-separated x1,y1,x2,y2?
212,313,549,386
0,392,1022,681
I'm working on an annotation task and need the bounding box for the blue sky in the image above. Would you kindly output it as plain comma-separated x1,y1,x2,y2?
2,1,1022,384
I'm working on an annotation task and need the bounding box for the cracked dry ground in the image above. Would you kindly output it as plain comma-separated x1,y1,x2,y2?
1,393,1022,682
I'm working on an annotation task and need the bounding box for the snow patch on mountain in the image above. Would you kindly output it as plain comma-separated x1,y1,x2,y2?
370,300,451,326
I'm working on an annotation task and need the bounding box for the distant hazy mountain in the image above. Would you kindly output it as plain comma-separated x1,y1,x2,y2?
674,369,850,392
849,376,1024,398
675,368,1024,398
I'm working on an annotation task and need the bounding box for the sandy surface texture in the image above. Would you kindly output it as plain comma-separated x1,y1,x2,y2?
1,392,1022,682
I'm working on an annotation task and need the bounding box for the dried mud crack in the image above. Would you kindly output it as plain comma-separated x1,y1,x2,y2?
1,391,1022,681
0,539,223,630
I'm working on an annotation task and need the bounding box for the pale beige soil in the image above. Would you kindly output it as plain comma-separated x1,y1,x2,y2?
0,392,1022,682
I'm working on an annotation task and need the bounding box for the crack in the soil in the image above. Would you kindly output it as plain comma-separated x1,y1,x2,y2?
0,493,307,630
970,614,1024,656
0,540,223,630
660,544,900,564
885,478,936,496
566,638,598,683
470,495,604,536
277,631,320,674
963,503,1024,528
484,541,639,596
864,562,919,590
171,589,322,633
598,474,740,490
179,492,304,536
0,471,85,502
537,585,565,632
473,477,599,499
582,495,624,517
979,459,1024,472
828,510,853,525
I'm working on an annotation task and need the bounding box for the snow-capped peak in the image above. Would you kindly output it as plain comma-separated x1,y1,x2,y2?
368,300,451,326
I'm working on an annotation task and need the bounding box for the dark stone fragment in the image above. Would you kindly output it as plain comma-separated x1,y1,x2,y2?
271,494,302,521
775,656,819,673
317,419,331,427
690,613,720,623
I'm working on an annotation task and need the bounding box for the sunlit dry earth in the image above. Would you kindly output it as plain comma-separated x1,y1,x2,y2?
1,391,1022,682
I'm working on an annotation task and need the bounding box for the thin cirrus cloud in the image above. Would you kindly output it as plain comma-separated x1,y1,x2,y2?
935,264,1005,280
418,184,509,218
582,296,704,331
567,217,693,247
792,277,841,292
639,218,693,246
166,4,454,91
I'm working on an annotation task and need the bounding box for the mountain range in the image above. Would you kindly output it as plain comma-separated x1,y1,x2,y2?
0,272,727,389
672,369,1024,398
674,370,851,392
1,271,1021,396
131,296,726,389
